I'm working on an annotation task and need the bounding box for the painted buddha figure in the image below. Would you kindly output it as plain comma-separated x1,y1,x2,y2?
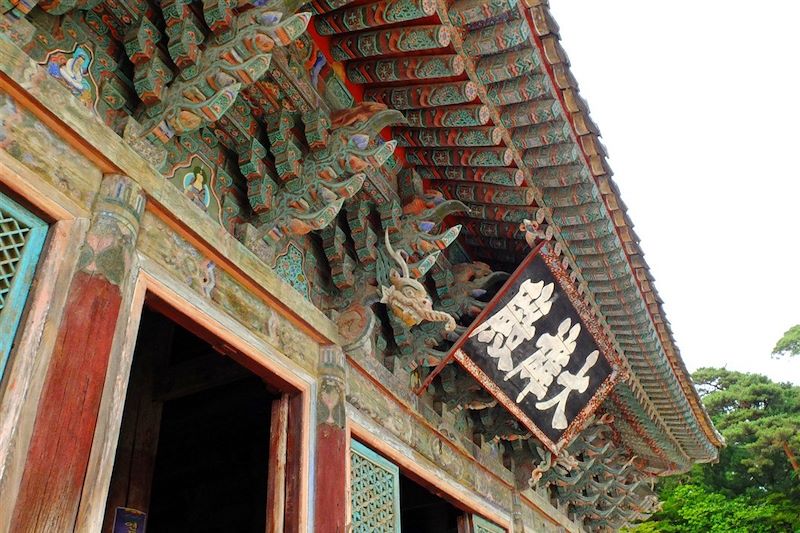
183,166,211,211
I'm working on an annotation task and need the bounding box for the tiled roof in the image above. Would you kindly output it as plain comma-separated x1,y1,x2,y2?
313,0,722,469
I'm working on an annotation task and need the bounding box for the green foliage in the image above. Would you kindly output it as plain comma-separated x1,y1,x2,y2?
629,368,800,533
631,484,797,533
773,324,800,357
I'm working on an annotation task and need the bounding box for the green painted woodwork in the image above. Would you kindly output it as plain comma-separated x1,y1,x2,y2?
511,121,573,149
475,48,539,85
350,440,401,533
522,143,581,167
315,0,436,36
403,105,489,128
461,17,530,57
499,98,560,128
330,25,450,61
541,182,598,207
531,163,590,187
448,0,518,27
473,514,506,533
415,166,523,186
394,126,502,147
486,73,550,106
364,81,478,110
549,202,606,226
405,147,512,167
0,191,48,382
347,55,464,84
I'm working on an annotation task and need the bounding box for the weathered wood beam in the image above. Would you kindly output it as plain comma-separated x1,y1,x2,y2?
331,25,450,61
347,55,465,84
486,73,550,106
416,166,524,186
394,126,502,147
549,202,606,226
365,80,477,109
458,217,526,240
428,181,535,205
511,121,572,149
405,146,512,166
462,18,530,57
447,0,519,27
403,104,489,127
475,47,540,84
530,163,589,187
462,202,540,223
499,98,559,128
556,219,616,242
522,143,581,167
315,0,437,35
309,0,353,13
540,182,598,207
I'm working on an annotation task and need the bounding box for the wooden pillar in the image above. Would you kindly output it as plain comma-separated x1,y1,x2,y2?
314,345,348,533
511,490,526,533
510,459,529,533
11,174,145,532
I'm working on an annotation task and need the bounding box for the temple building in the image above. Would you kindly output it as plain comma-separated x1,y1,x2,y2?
0,0,722,530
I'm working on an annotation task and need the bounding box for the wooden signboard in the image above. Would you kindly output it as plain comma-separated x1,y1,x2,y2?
419,242,622,453
112,507,147,533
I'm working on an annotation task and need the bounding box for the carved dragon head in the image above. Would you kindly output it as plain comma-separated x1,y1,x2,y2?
380,229,456,332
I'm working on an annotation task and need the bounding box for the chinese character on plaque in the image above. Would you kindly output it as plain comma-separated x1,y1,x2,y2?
426,243,621,453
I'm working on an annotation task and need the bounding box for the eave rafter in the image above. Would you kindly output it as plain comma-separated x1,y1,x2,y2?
311,0,722,477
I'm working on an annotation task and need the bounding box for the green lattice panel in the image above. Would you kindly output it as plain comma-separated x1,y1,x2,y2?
473,514,506,533
0,191,47,381
350,440,400,533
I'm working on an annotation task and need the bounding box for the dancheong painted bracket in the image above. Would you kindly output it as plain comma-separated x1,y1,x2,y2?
418,242,623,454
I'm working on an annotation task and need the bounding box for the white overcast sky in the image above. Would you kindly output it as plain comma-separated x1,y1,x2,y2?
549,2,800,384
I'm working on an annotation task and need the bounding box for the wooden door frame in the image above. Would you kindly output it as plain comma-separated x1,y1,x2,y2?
75,261,315,532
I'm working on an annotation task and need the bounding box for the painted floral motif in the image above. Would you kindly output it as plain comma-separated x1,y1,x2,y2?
274,243,310,301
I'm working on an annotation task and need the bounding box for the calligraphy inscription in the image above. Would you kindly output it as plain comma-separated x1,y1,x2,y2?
462,255,612,443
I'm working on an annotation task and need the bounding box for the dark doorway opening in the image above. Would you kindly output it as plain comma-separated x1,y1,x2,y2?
399,474,463,533
103,308,278,532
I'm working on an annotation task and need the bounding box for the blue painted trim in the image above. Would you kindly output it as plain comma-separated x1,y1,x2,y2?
0,191,48,382
307,383,317,533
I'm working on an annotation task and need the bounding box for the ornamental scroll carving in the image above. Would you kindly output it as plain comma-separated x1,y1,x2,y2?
248,102,404,240
138,7,312,140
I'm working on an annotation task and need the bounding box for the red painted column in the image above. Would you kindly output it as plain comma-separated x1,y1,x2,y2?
314,345,348,533
11,174,145,532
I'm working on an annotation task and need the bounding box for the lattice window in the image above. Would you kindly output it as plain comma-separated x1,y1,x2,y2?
350,440,400,533
0,191,47,381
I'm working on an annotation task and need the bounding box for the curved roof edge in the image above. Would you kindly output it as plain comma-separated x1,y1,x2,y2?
524,0,724,453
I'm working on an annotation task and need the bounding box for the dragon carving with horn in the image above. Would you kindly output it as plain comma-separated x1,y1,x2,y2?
379,229,456,332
